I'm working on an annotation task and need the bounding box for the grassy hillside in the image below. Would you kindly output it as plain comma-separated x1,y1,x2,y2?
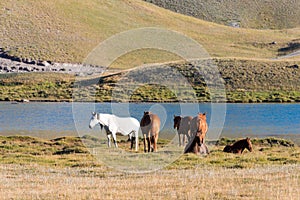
145,0,300,29
0,0,300,64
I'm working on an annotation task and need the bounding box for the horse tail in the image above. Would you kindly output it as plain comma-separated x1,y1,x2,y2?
150,135,155,145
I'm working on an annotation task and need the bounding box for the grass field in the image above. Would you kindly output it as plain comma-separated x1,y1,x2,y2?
0,135,299,199
0,164,299,199
1,1,299,199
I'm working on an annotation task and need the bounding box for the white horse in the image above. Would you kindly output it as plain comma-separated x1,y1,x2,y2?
89,112,140,151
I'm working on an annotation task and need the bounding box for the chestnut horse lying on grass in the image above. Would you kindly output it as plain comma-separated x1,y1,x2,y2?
173,115,193,146
140,111,161,152
223,137,253,154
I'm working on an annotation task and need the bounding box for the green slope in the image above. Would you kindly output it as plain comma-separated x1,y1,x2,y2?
0,0,299,64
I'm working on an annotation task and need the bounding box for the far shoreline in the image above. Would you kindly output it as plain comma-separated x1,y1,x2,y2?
1,100,300,104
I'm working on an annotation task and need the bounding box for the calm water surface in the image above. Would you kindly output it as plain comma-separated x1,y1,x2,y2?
0,102,299,140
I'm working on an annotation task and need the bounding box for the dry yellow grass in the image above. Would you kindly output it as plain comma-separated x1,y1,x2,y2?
0,164,299,199
0,136,299,199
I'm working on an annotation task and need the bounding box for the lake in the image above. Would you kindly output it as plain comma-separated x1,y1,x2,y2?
0,102,299,142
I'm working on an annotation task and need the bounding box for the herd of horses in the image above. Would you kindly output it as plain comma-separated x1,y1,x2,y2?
89,112,253,155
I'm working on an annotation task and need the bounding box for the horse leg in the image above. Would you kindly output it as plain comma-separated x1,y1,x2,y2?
143,134,147,153
182,134,187,146
127,131,133,150
200,143,209,154
112,133,118,148
239,148,244,154
178,133,181,146
127,133,132,142
129,130,138,152
200,134,205,145
135,131,139,152
130,136,134,150
187,130,191,143
107,134,111,147
147,137,151,152
150,134,158,152
205,143,209,154
154,135,158,152
150,136,155,152
186,134,189,143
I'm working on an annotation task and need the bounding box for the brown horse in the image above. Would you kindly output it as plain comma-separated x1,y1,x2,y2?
140,111,161,152
190,113,208,144
184,113,209,155
223,137,253,154
173,115,193,146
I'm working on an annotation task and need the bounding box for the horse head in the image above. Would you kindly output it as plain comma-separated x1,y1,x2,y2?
89,112,101,129
141,111,151,127
173,115,182,130
246,137,253,152
144,111,151,116
198,112,206,121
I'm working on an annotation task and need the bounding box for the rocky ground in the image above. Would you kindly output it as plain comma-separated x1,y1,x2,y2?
0,50,105,76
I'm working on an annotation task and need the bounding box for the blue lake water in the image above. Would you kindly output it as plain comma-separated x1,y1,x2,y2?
0,102,299,141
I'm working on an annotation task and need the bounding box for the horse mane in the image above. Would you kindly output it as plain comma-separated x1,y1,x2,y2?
191,113,208,144
141,112,151,127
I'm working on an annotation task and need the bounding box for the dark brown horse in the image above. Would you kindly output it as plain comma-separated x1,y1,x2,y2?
190,113,208,144
140,111,161,152
173,115,193,146
223,137,253,154
184,133,209,155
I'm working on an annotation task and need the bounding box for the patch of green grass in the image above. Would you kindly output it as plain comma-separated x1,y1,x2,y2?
0,135,96,167
0,135,299,170
0,73,74,101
